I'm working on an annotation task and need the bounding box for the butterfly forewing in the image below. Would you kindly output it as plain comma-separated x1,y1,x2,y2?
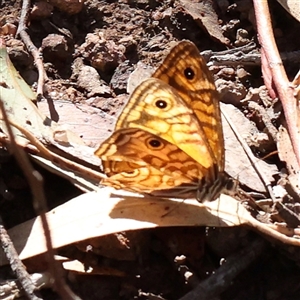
115,78,215,170
152,41,224,172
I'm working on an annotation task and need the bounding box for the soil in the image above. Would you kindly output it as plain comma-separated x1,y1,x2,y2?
0,0,300,299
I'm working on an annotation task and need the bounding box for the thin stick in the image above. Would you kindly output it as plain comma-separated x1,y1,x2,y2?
253,0,300,166
17,0,48,96
0,224,42,300
0,99,80,300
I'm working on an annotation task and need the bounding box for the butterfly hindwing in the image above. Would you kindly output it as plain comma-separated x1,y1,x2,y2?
95,128,204,192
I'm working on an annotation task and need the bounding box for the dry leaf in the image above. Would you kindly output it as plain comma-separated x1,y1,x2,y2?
222,103,277,193
38,100,115,148
178,0,229,45
127,61,154,94
277,0,300,22
0,41,85,150
1,188,300,267
0,41,104,190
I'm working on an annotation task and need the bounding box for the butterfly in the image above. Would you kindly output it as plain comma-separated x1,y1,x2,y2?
95,40,231,201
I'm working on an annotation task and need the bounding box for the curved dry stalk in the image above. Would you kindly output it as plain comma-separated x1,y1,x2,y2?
17,0,48,96
0,99,80,300
253,0,300,167
0,225,43,300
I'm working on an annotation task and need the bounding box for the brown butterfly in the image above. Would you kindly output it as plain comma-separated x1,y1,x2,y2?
95,40,231,201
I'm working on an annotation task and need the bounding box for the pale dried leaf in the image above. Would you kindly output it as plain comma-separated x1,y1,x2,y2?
0,190,248,264
277,0,300,22
38,100,115,149
0,43,103,179
127,62,154,94
1,188,300,266
0,42,98,156
178,0,229,45
222,103,277,192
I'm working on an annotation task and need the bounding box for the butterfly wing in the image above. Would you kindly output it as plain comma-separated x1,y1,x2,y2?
95,40,226,199
152,41,224,172
95,128,203,193
115,77,215,170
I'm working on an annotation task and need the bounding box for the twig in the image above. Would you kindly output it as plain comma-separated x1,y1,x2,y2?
0,224,42,300
201,42,258,65
275,202,300,228
248,101,278,142
0,272,52,300
253,0,300,166
0,99,80,300
17,0,48,96
202,49,300,67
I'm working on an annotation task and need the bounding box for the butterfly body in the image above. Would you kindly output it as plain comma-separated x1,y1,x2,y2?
95,41,228,201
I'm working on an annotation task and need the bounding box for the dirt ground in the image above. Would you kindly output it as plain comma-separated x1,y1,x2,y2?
1,0,300,299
